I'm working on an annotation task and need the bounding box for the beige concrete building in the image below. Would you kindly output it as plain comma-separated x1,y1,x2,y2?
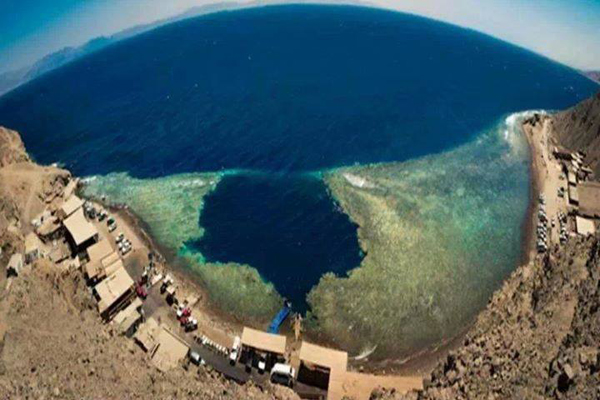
240,327,286,370
134,318,161,352
24,232,43,263
298,341,348,390
63,208,98,252
241,327,287,356
576,216,596,236
578,181,600,218
59,195,84,219
85,239,116,281
93,266,135,319
112,297,143,337
151,327,190,372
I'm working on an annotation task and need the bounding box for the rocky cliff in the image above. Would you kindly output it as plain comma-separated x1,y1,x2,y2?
0,127,297,400
551,91,600,175
374,93,600,400
385,237,600,400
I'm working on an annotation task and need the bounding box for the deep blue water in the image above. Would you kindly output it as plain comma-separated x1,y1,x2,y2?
192,173,362,310
0,5,596,314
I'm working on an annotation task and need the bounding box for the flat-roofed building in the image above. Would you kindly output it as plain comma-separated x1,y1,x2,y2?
576,216,596,236
151,327,190,372
328,371,423,400
578,181,600,218
59,195,84,219
298,341,348,390
93,266,135,320
63,208,98,253
85,239,115,281
568,170,578,186
112,297,143,337
240,327,286,371
569,184,579,206
134,318,161,352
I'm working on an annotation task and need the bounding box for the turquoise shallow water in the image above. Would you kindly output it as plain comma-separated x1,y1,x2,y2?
309,112,533,356
0,4,597,354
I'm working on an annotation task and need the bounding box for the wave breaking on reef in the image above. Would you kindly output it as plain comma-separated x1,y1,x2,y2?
80,113,536,358
310,113,533,358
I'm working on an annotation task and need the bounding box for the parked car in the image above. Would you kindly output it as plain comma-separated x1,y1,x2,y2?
189,351,203,366
270,363,296,388
229,336,241,365
258,355,267,374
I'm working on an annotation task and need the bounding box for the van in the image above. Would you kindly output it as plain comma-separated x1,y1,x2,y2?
270,363,295,388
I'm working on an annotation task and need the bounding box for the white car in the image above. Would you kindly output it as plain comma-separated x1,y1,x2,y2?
258,357,266,373
270,363,295,387
229,336,241,365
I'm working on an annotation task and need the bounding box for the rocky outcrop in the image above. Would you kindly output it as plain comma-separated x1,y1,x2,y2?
373,237,600,400
0,128,298,400
551,91,600,174
0,259,299,399
0,126,30,167
372,93,600,400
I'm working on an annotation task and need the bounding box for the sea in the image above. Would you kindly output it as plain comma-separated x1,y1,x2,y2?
0,4,596,352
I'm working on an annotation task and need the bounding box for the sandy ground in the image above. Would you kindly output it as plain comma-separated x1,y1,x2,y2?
1,115,572,398
89,202,246,350
77,117,558,380
522,117,568,259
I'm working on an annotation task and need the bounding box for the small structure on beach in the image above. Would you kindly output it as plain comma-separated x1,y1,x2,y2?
576,216,596,236
240,327,286,371
134,317,161,352
568,184,579,206
151,327,190,372
93,266,135,320
59,195,84,219
112,297,143,337
298,341,348,390
578,181,600,218
85,239,116,281
63,208,98,253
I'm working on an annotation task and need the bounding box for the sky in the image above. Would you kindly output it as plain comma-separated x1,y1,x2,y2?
1,0,599,74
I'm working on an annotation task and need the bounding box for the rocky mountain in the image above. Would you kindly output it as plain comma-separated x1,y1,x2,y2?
584,71,600,84
373,93,600,400
0,2,244,96
0,0,367,97
552,92,600,174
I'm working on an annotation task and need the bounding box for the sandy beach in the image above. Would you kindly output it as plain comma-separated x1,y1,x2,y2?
522,115,568,260
74,115,548,379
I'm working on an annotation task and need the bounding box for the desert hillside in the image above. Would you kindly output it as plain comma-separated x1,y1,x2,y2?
375,93,600,400
2,93,600,400
0,127,297,400
552,92,600,175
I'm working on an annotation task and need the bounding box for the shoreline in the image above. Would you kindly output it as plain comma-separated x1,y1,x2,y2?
520,118,544,268
95,200,251,339
75,114,546,377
